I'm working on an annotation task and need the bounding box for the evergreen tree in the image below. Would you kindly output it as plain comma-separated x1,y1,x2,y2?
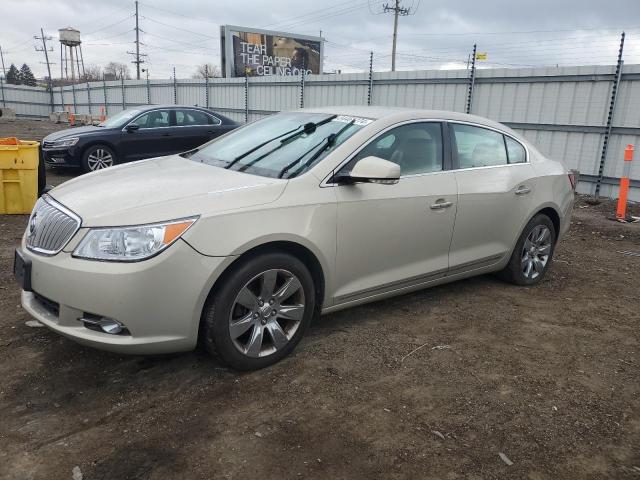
19,64,36,86
5,64,19,85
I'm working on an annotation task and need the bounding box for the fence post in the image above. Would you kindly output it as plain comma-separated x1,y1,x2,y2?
86,81,92,115
102,76,108,115
244,75,249,123
205,76,209,108
367,51,374,106
71,82,77,112
616,144,634,220
466,43,477,114
59,86,64,112
299,69,305,109
146,76,151,104
0,77,5,108
595,31,625,198
121,76,126,109
47,79,54,114
173,67,177,104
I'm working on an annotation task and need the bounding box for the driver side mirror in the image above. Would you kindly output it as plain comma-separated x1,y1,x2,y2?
334,156,400,185
125,123,140,133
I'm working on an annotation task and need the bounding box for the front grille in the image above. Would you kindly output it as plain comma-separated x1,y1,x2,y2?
42,141,55,149
26,196,81,255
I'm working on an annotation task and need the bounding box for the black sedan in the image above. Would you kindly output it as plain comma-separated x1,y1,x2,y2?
41,105,238,172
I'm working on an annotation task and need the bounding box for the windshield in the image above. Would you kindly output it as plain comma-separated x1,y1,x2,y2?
99,108,143,128
189,112,368,178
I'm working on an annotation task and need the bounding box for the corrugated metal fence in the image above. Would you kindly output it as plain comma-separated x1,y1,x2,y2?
1,65,639,201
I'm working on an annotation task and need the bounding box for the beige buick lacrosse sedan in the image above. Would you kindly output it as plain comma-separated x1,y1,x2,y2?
15,106,576,370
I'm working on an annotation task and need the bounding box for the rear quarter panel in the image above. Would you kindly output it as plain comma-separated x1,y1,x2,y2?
529,148,574,240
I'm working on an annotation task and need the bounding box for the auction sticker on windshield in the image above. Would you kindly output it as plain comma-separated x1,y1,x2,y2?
334,115,373,126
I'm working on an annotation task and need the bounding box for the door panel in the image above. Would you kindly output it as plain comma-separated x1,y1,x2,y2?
449,166,537,271
120,109,175,161
333,172,457,303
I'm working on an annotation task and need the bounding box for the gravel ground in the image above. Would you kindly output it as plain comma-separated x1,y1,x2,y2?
1,118,639,480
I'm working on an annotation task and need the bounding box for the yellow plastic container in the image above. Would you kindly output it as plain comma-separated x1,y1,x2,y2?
0,137,40,214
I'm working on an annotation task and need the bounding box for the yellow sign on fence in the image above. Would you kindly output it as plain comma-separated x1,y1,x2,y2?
476,52,488,61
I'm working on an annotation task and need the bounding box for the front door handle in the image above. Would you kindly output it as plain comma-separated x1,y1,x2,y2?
430,200,454,210
161,132,172,137
515,185,531,195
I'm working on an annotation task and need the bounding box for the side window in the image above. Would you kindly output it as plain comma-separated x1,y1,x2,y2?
176,109,217,126
351,122,443,176
505,136,527,164
132,110,170,129
452,124,507,168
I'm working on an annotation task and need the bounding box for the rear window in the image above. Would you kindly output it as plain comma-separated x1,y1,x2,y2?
452,124,508,168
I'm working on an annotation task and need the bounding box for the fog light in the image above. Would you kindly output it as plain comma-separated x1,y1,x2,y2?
78,315,128,335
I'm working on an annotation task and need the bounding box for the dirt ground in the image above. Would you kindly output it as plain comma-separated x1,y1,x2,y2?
1,118,640,480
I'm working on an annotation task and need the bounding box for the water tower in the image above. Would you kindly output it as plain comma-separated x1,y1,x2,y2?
58,27,85,81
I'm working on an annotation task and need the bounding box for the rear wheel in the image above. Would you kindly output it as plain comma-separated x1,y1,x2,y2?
499,214,556,286
81,144,116,172
201,252,316,371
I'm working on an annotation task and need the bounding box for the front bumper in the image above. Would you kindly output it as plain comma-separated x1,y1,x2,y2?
42,147,80,167
19,239,229,355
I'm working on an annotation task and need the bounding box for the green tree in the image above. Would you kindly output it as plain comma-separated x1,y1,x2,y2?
19,64,36,86
5,64,19,85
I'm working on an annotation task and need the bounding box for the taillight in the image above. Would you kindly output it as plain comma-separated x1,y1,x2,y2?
568,169,579,190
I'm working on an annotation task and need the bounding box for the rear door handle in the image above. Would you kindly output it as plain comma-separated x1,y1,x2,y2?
515,186,531,195
430,200,454,210
161,132,172,137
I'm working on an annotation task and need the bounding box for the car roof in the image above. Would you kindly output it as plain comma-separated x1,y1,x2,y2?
298,105,518,137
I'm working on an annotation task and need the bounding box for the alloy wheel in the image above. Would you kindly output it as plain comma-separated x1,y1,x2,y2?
86,148,114,170
521,225,552,279
228,269,305,358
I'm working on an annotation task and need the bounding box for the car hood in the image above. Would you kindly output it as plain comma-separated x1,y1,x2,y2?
44,125,107,142
49,155,287,226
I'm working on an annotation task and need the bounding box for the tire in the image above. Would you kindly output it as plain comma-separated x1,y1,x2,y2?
201,252,316,371
81,144,117,173
499,213,557,286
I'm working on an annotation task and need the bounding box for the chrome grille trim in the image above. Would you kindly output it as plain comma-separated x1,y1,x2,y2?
26,195,82,255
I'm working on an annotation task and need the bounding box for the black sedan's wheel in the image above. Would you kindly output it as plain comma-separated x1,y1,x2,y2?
201,252,316,371
499,214,556,286
82,144,117,172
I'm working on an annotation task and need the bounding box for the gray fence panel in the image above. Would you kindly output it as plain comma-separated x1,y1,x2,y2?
3,65,640,200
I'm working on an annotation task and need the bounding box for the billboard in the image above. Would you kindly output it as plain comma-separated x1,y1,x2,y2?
220,25,323,78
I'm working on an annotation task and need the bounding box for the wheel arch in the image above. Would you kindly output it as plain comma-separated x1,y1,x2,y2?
80,140,119,162
203,239,327,318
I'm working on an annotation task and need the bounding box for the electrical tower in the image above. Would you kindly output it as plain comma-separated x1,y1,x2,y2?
127,0,147,80
383,0,411,71
35,28,54,83
35,28,55,109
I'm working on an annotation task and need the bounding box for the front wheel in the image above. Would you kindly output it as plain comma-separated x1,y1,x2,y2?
499,214,556,286
201,252,316,371
81,144,117,172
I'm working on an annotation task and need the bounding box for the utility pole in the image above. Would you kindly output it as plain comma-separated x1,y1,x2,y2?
35,28,55,111
383,0,411,71
0,45,6,77
127,0,146,79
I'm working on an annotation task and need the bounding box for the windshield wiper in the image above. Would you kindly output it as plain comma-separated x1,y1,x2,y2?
225,114,337,171
278,119,355,179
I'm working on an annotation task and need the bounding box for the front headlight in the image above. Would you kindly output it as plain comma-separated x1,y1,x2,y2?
73,217,198,262
50,137,80,148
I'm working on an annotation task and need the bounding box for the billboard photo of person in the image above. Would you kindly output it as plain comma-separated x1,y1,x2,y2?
223,26,322,77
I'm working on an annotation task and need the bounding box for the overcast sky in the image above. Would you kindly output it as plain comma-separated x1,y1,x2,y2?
2,0,640,79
